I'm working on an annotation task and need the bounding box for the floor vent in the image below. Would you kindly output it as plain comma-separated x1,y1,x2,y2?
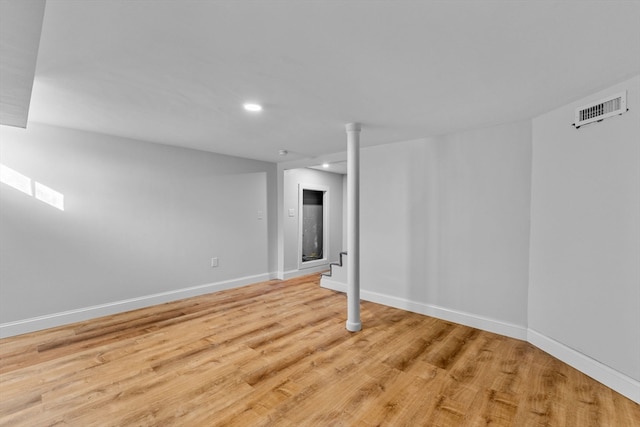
574,91,627,128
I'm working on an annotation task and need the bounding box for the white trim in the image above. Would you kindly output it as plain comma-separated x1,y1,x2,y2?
320,280,526,340
528,329,640,404
0,272,274,338
282,266,330,280
298,258,331,270
298,183,330,270
320,279,639,404
319,277,346,293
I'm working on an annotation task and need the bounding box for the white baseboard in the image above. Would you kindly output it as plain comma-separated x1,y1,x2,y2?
319,278,346,293
321,279,639,404
0,272,274,339
528,329,640,404
282,265,330,280
321,279,527,340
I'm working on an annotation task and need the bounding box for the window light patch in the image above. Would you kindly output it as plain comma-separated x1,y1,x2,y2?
0,163,65,211
35,182,64,211
0,163,33,196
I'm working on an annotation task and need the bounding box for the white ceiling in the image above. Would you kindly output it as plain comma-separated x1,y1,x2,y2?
309,161,348,175
16,1,640,163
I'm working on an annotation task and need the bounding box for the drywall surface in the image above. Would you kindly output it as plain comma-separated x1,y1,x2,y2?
360,121,532,328
436,122,532,326
529,75,640,381
283,168,343,273
360,138,436,303
0,123,276,324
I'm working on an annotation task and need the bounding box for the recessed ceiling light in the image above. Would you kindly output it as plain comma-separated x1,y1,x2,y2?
243,103,262,112
322,163,330,168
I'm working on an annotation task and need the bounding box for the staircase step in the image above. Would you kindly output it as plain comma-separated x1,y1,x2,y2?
320,252,348,279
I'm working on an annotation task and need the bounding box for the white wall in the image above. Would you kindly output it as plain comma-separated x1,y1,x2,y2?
360,138,437,303
283,168,343,275
529,75,640,383
359,121,532,333
0,123,277,333
436,122,532,326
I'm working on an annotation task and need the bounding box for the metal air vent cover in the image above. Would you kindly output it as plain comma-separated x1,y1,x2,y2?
574,91,627,128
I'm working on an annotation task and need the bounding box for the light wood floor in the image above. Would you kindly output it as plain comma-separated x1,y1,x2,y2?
1,274,638,426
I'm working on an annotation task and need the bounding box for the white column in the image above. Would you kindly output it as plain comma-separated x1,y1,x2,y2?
345,122,362,332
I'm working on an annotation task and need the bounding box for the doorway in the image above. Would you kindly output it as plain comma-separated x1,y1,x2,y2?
298,184,329,269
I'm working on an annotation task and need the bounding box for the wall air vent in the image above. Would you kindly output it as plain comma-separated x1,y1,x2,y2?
573,91,627,129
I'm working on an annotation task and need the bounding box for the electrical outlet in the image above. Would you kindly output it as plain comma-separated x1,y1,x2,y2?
211,257,219,268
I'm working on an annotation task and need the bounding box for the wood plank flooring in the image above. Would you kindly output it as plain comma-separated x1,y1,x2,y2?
0,274,638,426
